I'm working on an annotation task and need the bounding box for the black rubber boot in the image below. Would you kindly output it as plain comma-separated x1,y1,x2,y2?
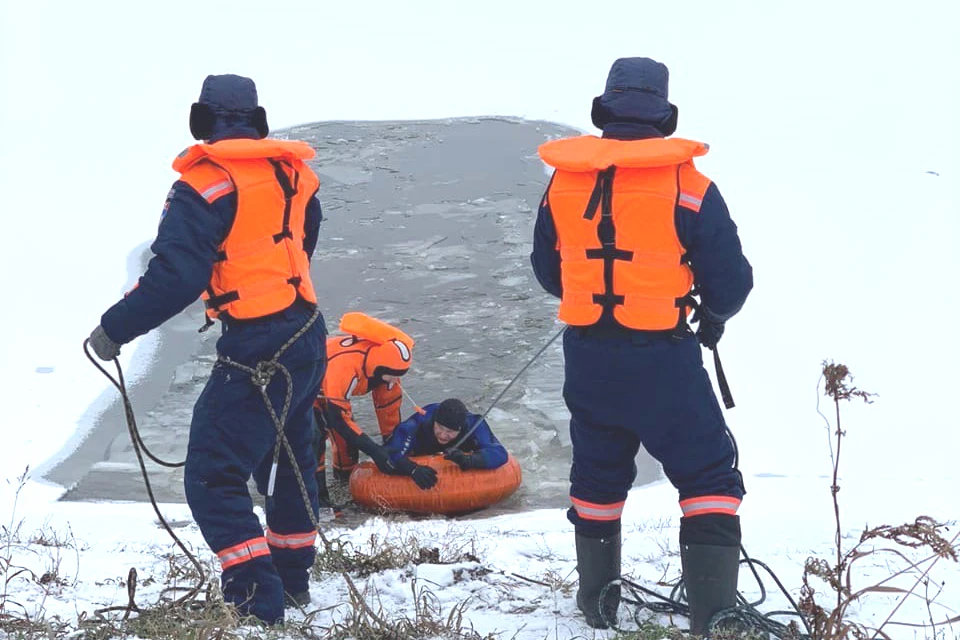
680,543,740,635
574,532,621,629
284,590,311,608
679,513,742,636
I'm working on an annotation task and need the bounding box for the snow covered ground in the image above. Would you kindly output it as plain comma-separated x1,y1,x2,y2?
1,1,958,637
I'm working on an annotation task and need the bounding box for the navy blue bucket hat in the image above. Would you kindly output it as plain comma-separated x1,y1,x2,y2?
189,74,269,141
591,57,678,135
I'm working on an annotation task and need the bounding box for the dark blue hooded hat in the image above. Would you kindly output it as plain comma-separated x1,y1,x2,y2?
189,74,269,142
591,57,678,136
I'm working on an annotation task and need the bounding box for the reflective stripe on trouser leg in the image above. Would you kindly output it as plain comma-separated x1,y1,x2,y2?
266,529,317,550
570,497,626,522
679,495,741,517
217,536,271,570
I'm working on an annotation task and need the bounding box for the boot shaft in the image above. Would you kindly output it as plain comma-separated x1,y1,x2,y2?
575,532,621,629
680,542,740,635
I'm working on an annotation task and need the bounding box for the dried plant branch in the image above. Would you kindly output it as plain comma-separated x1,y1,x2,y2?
870,528,960,640
801,361,958,640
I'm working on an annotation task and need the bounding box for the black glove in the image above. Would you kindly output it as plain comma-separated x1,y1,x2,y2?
368,446,396,474
444,450,481,470
409,464,438,490
347,431,397,474
88,325,121,361
692,307,725,351
392,456,416,476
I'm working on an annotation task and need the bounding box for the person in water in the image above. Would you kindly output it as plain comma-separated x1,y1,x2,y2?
385,398,508,471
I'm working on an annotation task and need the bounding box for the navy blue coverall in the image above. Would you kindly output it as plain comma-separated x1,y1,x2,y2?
530,122,753,539
99,117,326,623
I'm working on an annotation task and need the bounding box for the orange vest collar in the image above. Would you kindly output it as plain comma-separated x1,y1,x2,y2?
538,136,708,172
173,139,315,172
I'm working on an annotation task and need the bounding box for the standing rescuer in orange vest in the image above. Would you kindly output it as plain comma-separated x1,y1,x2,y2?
86,74,326,625
530,58,753,632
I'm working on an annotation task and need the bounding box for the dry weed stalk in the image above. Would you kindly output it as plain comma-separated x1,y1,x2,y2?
799,361,959,640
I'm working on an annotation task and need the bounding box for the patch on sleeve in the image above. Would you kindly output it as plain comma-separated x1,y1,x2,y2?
161,187,176,217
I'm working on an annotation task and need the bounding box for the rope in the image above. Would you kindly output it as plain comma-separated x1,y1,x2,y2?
82,304,388,626
83,341,206,616
603,551,813,638
588,422,812,637
216,305,390,627
448,324,566,450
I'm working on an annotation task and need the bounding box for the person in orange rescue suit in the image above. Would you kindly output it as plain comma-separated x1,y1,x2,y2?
86,74,326,625
312,312,438,505
530,58,753,633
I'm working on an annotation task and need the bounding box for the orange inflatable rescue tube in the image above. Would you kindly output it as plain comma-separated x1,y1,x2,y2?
350,454,522,515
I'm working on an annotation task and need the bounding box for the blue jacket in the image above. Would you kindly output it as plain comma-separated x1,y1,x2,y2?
530,123,752,324
101,129,322,345
385,403,508,470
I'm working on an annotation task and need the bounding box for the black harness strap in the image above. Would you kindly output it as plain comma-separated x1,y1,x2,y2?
205,160,302,318
205,290,240,309
682,295,736,409
579,165,737,410
713,347,735,410
269,159,299,243
583,167,634,314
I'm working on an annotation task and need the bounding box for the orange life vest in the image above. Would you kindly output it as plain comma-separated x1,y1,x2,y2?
172,138,320,321
538,136,712,330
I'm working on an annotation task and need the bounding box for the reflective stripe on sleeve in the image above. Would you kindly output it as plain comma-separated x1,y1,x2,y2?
678,192,703,212
200,180,235,203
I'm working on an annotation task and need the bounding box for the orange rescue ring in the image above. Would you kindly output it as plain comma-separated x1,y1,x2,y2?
349,454,522,515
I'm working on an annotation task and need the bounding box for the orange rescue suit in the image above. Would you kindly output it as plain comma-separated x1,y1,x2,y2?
317,335,407,471
172,139,320,321
319,336,406,438
538,136,712,330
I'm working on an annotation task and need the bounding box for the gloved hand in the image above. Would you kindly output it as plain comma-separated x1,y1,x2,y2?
691,307,725,351
88,325,121,361
409,464,438,490
444,450,481,471
350,431,398,474
368,446,396,474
